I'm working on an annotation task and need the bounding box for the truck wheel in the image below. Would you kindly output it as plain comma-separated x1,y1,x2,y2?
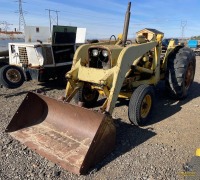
165,47,196,99
0,65,25,89
77,83,99,107
0,62,8,69
128,84,155,126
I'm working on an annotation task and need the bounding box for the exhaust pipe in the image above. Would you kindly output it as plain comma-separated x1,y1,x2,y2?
122,2,131,47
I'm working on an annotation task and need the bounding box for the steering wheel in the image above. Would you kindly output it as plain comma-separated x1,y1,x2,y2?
109,35,117,44
126,40,132,45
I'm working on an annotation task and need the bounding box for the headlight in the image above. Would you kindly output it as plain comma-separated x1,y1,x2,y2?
92,49,98,56
102,50,108,57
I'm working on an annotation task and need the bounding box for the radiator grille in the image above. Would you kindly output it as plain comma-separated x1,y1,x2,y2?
18,47,28,65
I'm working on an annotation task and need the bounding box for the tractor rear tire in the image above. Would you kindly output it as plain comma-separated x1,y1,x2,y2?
0,65,25,89
165,47,196,99
128,84,155,126
76,83,99,107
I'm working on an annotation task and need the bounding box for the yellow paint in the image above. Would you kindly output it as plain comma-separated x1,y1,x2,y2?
140,94,152,118
118,34,123,40
196,148,200,156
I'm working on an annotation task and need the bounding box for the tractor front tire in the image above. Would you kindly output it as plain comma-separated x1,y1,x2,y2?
128,84,155,126
0,65,25,89
166,47,196,99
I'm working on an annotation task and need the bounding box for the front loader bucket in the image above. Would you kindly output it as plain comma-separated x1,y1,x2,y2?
5,92,116,175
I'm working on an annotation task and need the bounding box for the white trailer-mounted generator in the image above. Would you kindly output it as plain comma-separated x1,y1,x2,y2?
0,25,86,88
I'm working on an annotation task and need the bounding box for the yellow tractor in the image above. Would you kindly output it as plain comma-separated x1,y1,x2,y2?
6,2,196,175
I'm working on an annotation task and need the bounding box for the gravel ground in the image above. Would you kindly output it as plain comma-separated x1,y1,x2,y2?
0,57,200,180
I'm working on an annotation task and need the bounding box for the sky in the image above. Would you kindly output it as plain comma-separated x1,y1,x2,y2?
0,0,199,39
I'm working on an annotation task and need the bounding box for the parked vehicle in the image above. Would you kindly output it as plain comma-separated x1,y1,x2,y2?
0,25,86,88
187,39,200,56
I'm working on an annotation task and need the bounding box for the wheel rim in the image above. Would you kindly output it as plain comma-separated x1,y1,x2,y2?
6,68,21,83
140,94,152,118
185,62,194,89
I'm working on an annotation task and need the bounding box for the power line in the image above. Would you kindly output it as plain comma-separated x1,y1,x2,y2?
0,21,13,31
45,9,60,33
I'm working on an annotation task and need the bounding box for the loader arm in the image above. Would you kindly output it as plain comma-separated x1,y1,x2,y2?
105,41,157,114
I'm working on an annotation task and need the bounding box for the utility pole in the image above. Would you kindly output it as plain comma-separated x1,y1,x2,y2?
45,9,60,33
181,20,187,42
15,0,26,32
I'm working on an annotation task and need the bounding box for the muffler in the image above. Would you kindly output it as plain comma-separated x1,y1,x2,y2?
6,92,116,174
